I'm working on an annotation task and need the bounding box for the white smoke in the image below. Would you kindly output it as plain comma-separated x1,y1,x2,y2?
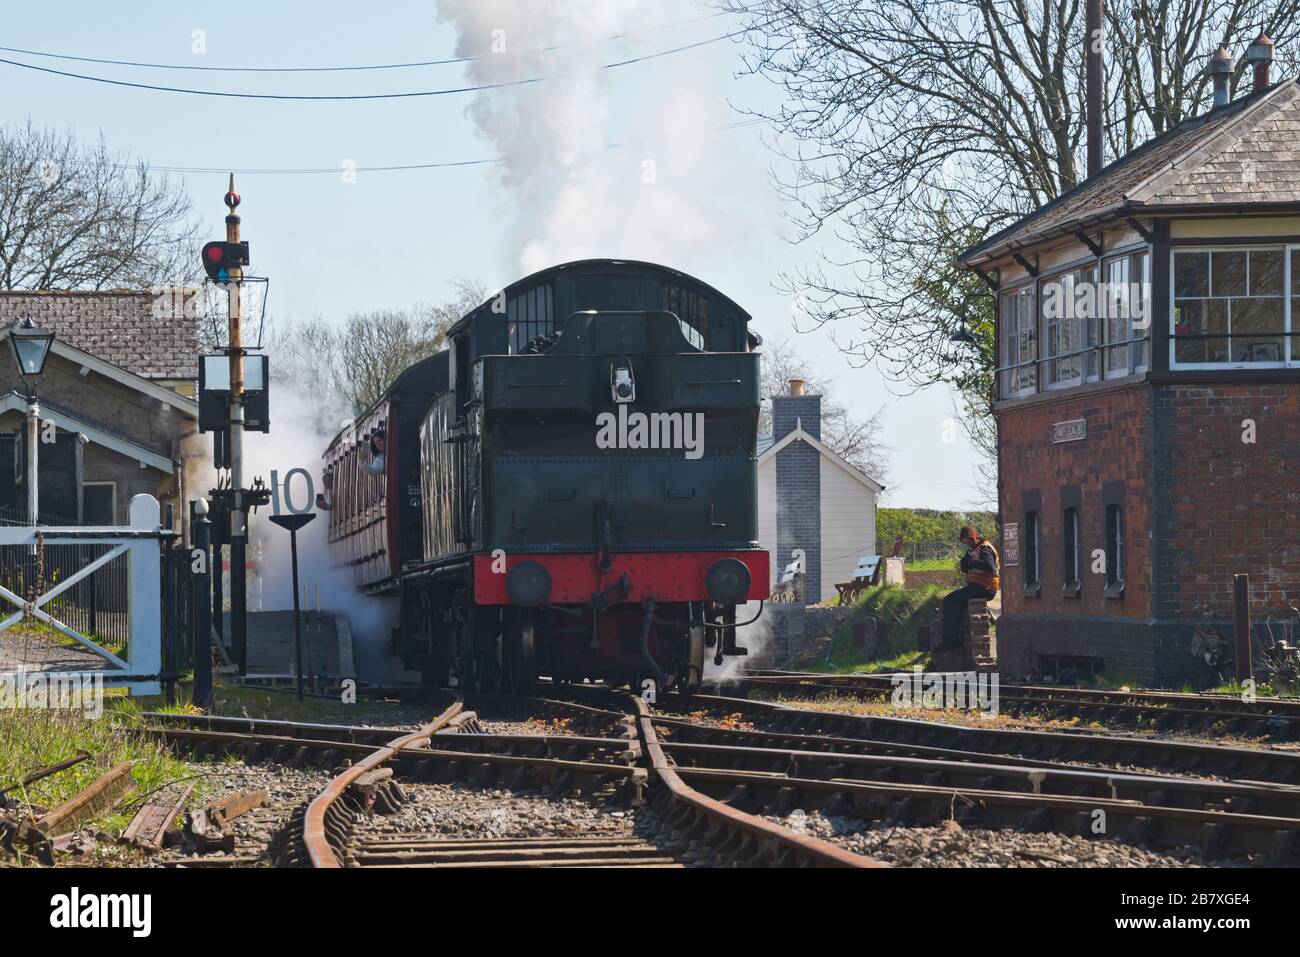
436,0,730,275
189,382,406,682
704,599,768,681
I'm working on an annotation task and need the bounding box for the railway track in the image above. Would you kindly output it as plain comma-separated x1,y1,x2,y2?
138,681,1300,866
142,689,872,868
729,671,1300,740
677,689,1300,784
522,682,1300,863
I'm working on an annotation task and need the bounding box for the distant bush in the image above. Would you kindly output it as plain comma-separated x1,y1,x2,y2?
876,507,998,563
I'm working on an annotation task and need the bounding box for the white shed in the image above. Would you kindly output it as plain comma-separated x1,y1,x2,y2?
756,390,883,603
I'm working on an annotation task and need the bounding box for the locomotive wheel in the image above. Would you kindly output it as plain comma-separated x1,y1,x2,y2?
503,608,537,696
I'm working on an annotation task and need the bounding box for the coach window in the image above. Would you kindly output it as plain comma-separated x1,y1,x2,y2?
454,334,472,417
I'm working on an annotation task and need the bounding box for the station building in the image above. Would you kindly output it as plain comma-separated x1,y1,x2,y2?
959,43,1300,685
0,290,200,529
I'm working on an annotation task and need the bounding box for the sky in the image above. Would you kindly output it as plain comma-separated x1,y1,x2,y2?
0,0,986,510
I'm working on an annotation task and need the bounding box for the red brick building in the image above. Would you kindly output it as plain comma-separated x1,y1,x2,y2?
959,45,1300,686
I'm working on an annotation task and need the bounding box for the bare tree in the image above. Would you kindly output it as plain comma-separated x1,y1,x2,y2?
421,274,488,342
722,0,1300,426
759,337,890,484
0,121,197,290
275,276,490,415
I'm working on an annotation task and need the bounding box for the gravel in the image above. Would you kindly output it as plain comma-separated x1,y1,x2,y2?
766,810,1251,867
475,719,581,736
0,630,110,672
351,781,636,842
150,760,332,867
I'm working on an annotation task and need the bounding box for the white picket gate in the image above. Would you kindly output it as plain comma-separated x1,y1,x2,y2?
0,494,163,695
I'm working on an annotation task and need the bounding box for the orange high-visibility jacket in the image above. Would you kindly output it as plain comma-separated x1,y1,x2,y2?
962,541,1000,593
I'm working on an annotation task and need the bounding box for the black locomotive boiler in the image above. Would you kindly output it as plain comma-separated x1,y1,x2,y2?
322,259,768,694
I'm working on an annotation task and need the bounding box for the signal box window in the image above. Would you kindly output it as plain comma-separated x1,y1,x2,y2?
1062,506,1081,596
1105,504,1125,596
1023,510,1040,596
1172,247,1286,366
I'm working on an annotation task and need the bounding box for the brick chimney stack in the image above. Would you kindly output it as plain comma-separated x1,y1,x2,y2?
1248,32,1275,92
771,380,822,601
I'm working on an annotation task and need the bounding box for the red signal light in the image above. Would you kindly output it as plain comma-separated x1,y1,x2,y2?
200,240,249,282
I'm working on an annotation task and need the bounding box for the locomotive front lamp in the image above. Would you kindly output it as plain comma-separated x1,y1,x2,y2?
9,317,55,397
610,359,636,404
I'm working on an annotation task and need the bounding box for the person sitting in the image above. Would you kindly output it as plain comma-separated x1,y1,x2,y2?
938,526,1000,651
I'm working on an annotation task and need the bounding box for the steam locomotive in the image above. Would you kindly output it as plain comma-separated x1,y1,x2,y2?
321,259,768,694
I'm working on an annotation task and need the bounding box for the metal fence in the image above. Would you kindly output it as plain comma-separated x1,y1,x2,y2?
0,495,166,695
161,540,197,682
0,502,133,650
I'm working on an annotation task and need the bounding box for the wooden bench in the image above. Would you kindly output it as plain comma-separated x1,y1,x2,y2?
834,555,882,606
770,558,804,603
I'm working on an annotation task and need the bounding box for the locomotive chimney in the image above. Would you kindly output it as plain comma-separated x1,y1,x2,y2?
787,378,806,396
1085,0,1104,178
1209,45,1234,108
1248,31,1275,92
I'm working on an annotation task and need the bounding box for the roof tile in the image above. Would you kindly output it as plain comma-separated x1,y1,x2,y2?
0,289,197,380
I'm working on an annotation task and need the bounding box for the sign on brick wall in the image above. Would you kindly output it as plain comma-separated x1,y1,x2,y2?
1051,418,1087,443
1002,522,1020,566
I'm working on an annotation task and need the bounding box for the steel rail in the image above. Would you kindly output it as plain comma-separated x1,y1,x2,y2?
727,673,1300,737
653,712,1300,785
303,696,465,868
669,691,1300,784
743,670,1300,718
630,695,884,867
669,765,1300,863
142,725,642,769
657,737,1300,818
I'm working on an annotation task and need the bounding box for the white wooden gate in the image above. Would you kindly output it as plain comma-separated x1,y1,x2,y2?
0,494,163,695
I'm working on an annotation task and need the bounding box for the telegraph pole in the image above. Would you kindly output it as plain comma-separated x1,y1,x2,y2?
224,176,249,674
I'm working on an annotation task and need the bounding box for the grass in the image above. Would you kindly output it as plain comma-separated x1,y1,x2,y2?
905,557,961,572
0,695,199,860
197,681,391,722
791,583,949,674
143,673,424,723
0,670,427,864
1205,679,1300,699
